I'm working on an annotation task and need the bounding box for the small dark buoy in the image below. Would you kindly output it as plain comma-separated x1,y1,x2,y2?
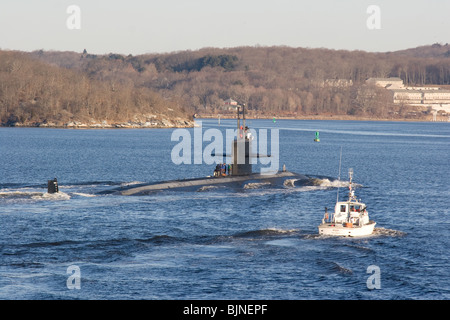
47,178,59,194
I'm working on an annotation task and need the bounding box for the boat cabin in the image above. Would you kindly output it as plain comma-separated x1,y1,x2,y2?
337,202,364,214
333,201,367,225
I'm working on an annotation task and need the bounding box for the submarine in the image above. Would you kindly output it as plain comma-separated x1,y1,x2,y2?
101,105,314,196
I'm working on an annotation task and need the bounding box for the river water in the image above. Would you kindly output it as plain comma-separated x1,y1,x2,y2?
0,119,449,300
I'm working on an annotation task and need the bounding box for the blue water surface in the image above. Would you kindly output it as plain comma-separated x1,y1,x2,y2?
0,119,449,300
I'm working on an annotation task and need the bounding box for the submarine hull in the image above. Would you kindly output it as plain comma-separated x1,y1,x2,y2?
103,171,310,196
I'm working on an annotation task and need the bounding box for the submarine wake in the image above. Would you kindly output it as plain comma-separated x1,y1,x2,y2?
0,190,71,202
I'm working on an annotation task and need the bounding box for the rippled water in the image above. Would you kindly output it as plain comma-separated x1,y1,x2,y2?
0,119,449,300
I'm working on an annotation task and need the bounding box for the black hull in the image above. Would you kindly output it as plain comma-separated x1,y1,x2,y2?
100,171,312,195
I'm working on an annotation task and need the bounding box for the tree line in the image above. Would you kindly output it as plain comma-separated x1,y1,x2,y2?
2,44,450,125
0,50,188,126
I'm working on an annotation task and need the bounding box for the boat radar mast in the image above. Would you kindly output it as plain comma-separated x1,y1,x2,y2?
348,168,356,201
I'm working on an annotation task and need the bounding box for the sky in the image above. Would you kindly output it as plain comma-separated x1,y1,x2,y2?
0,0,449,55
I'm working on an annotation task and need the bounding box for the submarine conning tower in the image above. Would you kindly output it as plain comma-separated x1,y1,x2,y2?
211,103,269,177
232,136,252,175
232,104,253,176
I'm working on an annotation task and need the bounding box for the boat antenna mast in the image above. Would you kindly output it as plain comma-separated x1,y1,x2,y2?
348,167,355,201
336,146,342,203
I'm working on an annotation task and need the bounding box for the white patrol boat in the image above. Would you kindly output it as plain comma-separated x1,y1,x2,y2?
318,168,376,237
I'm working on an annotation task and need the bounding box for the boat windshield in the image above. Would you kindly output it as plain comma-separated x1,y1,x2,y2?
349,204,362,212
338,203,364,214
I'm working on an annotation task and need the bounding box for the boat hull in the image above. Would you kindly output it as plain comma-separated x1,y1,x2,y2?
318,221,376,237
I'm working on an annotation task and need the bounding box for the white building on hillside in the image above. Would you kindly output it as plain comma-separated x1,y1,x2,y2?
366,77,450,112
224,98,238,106
366,77,404,89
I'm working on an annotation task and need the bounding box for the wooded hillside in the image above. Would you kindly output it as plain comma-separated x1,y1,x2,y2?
0,51,191,127
2,43,450,126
